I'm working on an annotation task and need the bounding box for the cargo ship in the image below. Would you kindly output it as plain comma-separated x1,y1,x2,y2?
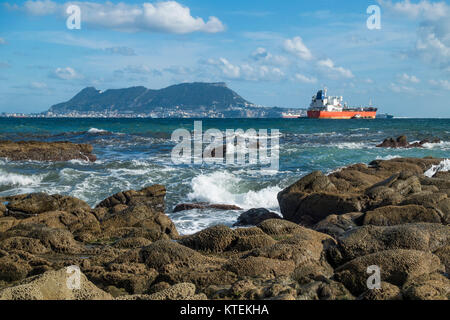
307,89,377,119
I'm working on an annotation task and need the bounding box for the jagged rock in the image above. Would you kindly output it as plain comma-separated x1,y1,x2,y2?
334,249,444,295
363,205,442,226
233,208,281,227
0,237,48,254
113,237,152,249
6,193,90,217
173,203,242,213
328,223,450,266
0,140,96,162
0,254,33,282
0,268,112,300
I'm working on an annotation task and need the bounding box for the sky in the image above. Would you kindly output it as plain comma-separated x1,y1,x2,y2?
0,0,449,117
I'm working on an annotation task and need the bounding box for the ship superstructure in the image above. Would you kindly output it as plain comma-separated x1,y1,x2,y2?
307,88,377,119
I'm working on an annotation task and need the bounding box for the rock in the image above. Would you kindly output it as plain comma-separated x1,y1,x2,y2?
230,234,277,252
179,225,235,253
96,185,166,210
363,205,442,226
0,237,48,254
334,249,444,295
314,212,364,238
233,208,281,227
297,279,354,300
434,246,450,273
0,254,33,282
402,273,450,300
0,140,96,162
224,256,295,278
146,283,200,300
376,136,441,149
328,223,450,266
139,240,219,272
0,203,6,217
113,237,152,249
6,193,91,217
359,282,402,300
173,203,242,213
0,217,18,233
0,268,112,300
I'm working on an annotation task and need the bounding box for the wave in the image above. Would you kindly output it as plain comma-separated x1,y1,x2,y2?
422,141,450,150
187,171,281,210
0,170,44,186
87,128,108,134
424,159,450,178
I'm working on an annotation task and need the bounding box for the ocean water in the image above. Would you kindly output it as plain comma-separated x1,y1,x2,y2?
0,118,449,235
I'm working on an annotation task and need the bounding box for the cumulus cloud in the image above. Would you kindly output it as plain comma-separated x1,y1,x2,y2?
250,47,289,66
283,36,313,60
11,1,225,34
294,73,317,84
399,73,420,83
380,0,450,70
49,67,81,80
317,59,354,78
206,58,285,81
429,79,450,90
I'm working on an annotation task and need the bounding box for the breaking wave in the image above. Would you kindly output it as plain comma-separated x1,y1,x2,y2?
424,159,450,178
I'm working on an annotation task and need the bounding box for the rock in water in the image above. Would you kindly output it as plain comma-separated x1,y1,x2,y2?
233,208,281,227
0,140,96,162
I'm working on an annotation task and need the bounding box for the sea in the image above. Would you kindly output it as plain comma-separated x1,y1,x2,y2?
0,118,449,235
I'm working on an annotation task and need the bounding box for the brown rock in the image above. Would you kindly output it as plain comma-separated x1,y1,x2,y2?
96,185,166,210
359,282,402,300
402,273,450,300
173,203,242,213
233,208,281,227
363,205,442,226
224,256,295,278
0,140,96,162
179,225,235,253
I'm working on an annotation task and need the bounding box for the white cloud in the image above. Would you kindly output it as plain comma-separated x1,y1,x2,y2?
283,36,313,60
390,82,415,93
50,67,81,80
294,73,317,84
13,1,225,34
206,58,285,81
429,79,450,90
380,0,450,69
317,58,354,78
250,47,289,66
399,73,420,83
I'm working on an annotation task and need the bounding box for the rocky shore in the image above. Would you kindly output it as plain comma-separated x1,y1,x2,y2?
0,157,448,300
0,140,96,162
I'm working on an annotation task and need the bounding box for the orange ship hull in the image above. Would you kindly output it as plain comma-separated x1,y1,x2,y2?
307,110,377,119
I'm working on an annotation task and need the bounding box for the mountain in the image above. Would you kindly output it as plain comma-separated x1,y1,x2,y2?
48,82,258,116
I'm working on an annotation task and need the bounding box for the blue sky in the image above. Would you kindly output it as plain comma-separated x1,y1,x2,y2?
0,0,449,117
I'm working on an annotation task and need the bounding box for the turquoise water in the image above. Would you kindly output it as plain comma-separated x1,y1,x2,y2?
0,118,449,234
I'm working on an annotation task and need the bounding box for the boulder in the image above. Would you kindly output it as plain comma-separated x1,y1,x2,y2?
6,193,91,217
0,268,112,300
328,223,450,266
314,212,364,238
0,140,96,162
179,225,236,253
96,185,166,211
334,249,444,295
363,205,442,226
402,273,450,300
0,237,48,254
359,282,402,300
224,256,295,278
233,208,281,227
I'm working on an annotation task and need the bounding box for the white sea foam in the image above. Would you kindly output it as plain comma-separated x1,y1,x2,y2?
422,141,450,150
0,170,44,186
187,171,281,210
424,159,450,178
335,142,372,149
376,155,401,160
88,128,108,134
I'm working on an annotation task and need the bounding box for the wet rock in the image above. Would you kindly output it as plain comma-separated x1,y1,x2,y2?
0,268,112,300
233,208,281,227
0,140,96,162
376,136,441,149
173,203,242,213
334,249,444,295
363,205,442,226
